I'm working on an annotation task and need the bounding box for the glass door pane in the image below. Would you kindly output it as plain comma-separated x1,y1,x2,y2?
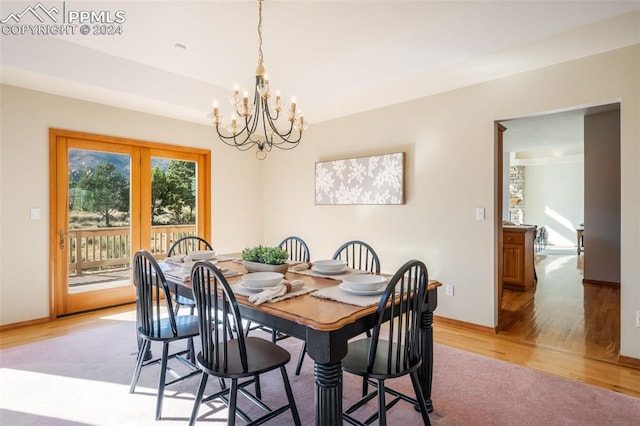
68,149,132,294
149,157,198,258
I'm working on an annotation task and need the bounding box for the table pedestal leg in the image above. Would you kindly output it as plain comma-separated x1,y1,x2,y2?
419,293,436,413
314,362,342,426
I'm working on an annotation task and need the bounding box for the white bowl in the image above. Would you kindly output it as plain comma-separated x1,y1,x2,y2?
313,259,347,273
189,250,216,260
243,272,284,288
341,274,387,291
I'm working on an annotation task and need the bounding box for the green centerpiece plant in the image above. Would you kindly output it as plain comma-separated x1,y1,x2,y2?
242,245,289,273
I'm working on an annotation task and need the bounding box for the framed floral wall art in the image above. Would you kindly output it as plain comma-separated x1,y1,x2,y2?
315,152,405,205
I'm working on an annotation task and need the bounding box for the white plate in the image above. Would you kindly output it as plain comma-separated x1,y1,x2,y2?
239,282,268,292
313,259,347,273
339,283,386,296
311,265,346,275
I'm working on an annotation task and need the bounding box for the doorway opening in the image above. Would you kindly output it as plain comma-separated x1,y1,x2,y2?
495,103,621,363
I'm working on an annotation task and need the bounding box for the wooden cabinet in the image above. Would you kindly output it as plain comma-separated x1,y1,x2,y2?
503,226,536,290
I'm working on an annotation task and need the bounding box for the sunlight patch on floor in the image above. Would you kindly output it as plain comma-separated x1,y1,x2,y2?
0,368,225,424
542,254,574,274
68,279,130,294
100,309,138,322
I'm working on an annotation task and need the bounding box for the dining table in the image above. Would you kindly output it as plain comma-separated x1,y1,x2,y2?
162,255,441,426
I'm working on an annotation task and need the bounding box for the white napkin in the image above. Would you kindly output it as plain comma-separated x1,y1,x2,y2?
292,262,311,271
165,268,191,282
165,266,235,282
166,255,186,264
248,279,304,305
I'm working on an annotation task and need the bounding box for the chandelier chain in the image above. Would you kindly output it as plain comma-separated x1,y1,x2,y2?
257,0,263,67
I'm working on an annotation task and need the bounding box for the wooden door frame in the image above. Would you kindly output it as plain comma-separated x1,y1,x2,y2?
51,136,141,316
49,128,211,317
495,123,506,331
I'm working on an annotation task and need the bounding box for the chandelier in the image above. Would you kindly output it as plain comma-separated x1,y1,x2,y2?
209,0,308,160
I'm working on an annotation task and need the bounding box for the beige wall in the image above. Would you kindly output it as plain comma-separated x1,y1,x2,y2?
0,85,263,325
1,45,639,360
525,161,585,246
261,45,640,360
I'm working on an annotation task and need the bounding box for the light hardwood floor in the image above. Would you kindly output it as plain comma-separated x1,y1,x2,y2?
1,251,639,399
436,249,639,398
500,251,619,362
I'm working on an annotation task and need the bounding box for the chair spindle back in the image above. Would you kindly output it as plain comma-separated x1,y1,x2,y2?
191,261,248,372
369,260,428,374
134,250,178,338
278,236,310,262
333,240,381,273
167,236,213,257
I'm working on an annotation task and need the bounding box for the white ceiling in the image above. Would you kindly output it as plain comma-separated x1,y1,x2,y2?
1,1,639,147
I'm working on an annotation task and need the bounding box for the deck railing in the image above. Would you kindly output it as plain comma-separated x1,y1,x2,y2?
68,225,196,276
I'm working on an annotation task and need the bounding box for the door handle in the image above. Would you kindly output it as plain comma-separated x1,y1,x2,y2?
60,230,69,249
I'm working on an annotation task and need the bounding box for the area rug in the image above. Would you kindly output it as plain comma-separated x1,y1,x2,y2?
1,319,638,425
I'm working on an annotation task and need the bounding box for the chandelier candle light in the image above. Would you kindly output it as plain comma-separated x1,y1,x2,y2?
210,0,308,160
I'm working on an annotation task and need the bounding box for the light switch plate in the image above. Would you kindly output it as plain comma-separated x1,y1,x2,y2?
475,207,485,221
30,208,40,220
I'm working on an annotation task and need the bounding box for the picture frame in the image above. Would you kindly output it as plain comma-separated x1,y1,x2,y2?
315,152,405,205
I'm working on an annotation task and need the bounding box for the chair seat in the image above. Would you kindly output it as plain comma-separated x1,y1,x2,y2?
342,338,422,379
140,315,200,342
197,336,291,379
174,294,196,307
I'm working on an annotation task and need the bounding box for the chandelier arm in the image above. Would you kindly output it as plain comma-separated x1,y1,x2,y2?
215,121,258,149
268,119,296,141
247,89,262,136
261,100,295,141
231,140,258,151
262,99,280,121
216,131,256,150
273,143,300,151
270,134,302,147
222,97,261,146
232,130,259,150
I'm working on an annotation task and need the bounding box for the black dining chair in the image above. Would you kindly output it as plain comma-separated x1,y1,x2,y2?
129,250,200,421
295,239,380,375
333,240,381,274
167,236,213,316
278,236,311,373
189,261,301,426
342,259,431,425
279,236,311,263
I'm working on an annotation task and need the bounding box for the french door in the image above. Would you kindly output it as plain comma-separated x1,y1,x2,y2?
50,129,210,316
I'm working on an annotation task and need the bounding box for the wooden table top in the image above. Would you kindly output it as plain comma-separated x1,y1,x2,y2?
171,257,441,333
